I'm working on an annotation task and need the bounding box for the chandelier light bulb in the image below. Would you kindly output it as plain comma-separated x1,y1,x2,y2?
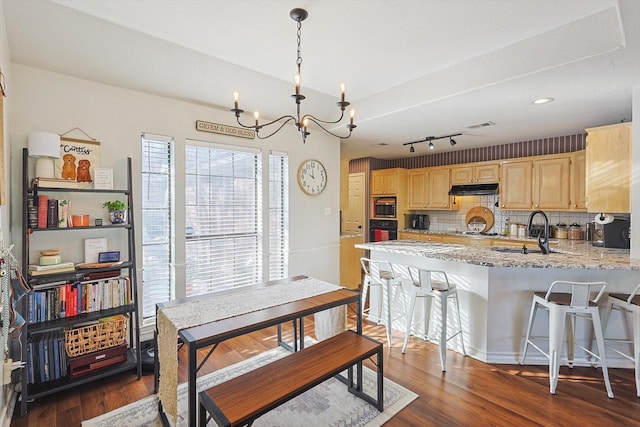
340,82,346,103
350,109,355,125
254,110,259,126
294,74,301,95
233,91,239,109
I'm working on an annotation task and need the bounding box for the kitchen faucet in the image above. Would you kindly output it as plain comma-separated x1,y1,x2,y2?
527,210,550,254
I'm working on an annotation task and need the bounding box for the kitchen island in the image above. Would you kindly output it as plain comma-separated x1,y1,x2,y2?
355,239,640,366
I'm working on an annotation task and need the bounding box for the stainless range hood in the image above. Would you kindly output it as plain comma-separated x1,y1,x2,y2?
448,183,498,196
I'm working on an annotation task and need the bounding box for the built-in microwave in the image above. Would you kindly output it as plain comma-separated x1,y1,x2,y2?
373,197,396,218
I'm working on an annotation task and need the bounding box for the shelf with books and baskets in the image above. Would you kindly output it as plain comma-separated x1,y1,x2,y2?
19,148,141,415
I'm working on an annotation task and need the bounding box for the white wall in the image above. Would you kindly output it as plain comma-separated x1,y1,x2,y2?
0,1,13,424
9,64,342,313
632,86,640,259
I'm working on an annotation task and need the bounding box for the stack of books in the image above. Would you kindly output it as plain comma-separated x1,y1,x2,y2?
28,262,76,276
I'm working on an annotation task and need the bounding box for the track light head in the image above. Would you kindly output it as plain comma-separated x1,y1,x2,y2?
428,141,435,150
450,138,457,146
409,144,415,153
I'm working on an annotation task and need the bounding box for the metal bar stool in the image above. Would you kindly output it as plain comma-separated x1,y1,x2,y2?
360,257,405,347
604,283,640,397
520,280,613,398
401,266,466,371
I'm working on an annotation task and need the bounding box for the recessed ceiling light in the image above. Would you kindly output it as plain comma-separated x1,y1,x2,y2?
532,98,554,105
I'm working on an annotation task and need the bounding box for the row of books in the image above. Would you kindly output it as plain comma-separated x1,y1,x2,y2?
27,194,70,229
28,277,132,324
26,331,68,384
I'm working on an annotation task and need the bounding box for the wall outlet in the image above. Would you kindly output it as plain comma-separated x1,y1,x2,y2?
324,207,331,216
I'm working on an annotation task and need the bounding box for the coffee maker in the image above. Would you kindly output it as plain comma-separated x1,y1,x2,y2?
602,218,630,249
409,214,429,230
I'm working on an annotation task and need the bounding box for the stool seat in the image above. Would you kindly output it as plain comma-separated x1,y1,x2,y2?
401,266,466,371
521,280,613,398
604,283,640,397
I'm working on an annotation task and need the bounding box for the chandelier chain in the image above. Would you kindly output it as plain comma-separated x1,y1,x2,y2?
296,20,302,69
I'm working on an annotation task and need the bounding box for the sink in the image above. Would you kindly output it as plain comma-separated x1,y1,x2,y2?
490,246,577,255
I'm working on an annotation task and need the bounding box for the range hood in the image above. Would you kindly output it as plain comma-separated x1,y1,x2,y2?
448,183,498,196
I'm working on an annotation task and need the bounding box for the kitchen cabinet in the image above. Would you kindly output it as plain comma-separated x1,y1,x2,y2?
340,235,364,290
451,162,499,185
500,160,532,210
398,231,443,242
532,156,570,210
570,150,586,211
371,168,405,195
585,122,631,213
440,235,492,247
407,167,456,210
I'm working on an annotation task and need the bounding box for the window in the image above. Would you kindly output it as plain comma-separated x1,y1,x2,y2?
140,133,174,319
185,143,262,296
269,152,289,280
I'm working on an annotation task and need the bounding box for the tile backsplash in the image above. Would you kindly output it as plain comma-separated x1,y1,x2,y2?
410,195,603,235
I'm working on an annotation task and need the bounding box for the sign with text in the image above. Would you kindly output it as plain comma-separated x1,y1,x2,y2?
195,120,255,139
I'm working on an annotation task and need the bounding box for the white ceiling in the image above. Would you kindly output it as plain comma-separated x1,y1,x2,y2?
3,0,639,159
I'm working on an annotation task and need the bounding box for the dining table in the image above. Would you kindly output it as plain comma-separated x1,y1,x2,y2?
154,275,361,427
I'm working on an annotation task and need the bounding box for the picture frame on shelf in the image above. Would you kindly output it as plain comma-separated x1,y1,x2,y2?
93,168,113,190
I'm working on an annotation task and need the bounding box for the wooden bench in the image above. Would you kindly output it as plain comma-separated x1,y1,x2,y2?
198,330,384,427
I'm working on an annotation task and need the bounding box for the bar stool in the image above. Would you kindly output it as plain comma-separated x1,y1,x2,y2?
604,283,640,397
360,257,405,347
401,266,466,371
520,280,613,398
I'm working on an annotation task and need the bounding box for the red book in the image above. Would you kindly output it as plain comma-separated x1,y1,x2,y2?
37,195,49,229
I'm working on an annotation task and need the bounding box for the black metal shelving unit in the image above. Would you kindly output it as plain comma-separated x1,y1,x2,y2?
19,148,141,416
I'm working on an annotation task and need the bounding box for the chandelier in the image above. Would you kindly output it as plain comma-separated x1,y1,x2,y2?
230,8,356,143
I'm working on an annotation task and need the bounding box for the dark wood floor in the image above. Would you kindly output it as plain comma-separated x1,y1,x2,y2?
11,310,640,427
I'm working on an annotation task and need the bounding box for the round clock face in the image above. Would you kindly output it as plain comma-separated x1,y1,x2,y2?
297,159,327,195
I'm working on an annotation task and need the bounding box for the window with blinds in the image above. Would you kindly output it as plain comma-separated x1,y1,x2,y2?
269,152,289,280
141,133,174,319
185,143,262,296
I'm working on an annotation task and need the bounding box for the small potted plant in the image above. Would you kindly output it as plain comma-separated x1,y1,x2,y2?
103,200,128,224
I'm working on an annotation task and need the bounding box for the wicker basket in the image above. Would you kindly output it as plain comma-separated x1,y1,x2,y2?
65,315,128,357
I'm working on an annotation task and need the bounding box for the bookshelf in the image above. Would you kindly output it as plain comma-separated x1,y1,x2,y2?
19,148,141,416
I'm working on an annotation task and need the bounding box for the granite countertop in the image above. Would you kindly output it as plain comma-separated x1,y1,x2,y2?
355,239,640,270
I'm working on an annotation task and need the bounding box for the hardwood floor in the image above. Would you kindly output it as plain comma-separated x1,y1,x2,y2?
11,311,640,427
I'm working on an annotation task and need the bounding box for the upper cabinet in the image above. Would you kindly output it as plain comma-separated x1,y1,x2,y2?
532,156,570,210
407,167,456,210
570,151,586,211
500,160,532,210
585,122,631,213
371,168,405,195
451,162,499,185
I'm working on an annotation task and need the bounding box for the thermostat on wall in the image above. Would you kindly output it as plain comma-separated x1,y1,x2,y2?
98,251,120,263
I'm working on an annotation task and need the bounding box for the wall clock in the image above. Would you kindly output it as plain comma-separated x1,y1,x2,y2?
297,159,327,195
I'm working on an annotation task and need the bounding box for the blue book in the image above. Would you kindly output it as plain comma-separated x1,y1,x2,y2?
52,334,60,380
37,337,45,383
42,334,50,382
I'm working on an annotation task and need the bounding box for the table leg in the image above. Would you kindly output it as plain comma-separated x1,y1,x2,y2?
188,342,197,427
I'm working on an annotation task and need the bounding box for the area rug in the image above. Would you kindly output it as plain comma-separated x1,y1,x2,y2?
82,342,418,427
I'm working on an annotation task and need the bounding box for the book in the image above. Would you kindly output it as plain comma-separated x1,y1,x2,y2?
28,262,75,272
29,265,76,276
37,195,48,229
32,177,91,189
46,198,58,228
58,199,70,228
27,195,38,229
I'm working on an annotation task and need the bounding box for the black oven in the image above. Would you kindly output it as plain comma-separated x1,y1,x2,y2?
370,219,398,242
373,197,396,218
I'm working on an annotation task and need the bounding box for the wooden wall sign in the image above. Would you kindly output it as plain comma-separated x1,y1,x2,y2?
195,120,255,139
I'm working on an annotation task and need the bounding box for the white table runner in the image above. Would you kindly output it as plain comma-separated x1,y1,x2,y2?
157,277,343,425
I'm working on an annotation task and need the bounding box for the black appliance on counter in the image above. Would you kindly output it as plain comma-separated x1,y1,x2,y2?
407,214,429,230
603,218,630,249
370,219,398,241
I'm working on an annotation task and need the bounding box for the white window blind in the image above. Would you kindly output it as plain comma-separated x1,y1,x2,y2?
185,143,262,296
141,133,174,319
269,152,289,280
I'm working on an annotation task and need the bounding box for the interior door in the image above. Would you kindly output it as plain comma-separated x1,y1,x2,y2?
343,173,365,234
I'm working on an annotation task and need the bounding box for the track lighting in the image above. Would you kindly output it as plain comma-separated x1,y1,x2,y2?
401,132,462,151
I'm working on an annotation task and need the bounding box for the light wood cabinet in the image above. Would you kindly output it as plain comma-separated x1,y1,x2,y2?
340,236,364,290
585,122,631,213
371,168,402,195
398,232,443,242
407,169,428,209
407,167,456,210
532,156,570,210
451,163,500,185
570,150,586,211
440,235,492,247
500,160,532,209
